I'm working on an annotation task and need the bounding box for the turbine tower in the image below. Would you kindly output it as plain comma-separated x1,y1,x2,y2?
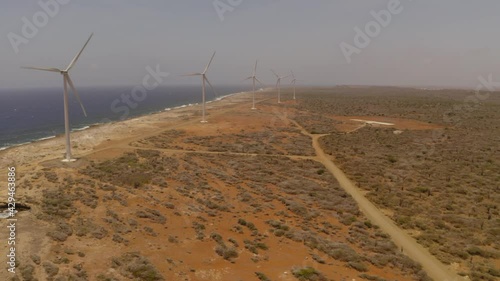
291,70,297,100
22,33,93,162
271,70,290,103
184,52,217,123
245,60,264,110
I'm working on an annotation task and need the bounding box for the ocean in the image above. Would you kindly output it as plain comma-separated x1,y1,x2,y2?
0,85,247,150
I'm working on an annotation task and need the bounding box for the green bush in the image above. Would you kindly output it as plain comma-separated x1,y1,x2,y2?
292,267,328,281
255,272,271,281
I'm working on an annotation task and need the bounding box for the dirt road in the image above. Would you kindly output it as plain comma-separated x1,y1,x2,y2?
309,132,462,281
284,117,462,281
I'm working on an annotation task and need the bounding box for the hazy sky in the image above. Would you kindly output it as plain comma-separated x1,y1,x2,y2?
1,0,499,89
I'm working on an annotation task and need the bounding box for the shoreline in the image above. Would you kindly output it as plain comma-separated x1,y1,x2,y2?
0,89,272,167
0,90,258,155
0,89,257,152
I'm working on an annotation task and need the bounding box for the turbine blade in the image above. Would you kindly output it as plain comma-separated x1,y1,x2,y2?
204,76,218,98
66,33,94,71
255,77,265,87
282,75,291,80
203,51,216,74
182,73,203,76
271,69,279,78
253,60,258,76
21,66,61,73
291,70,295,79
244,76,254,81
66,74,88,117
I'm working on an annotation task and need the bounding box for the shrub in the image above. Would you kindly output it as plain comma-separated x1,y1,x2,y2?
215,245,239,261
466,246,494,258
42,261,59,277
41,188,76,220
135,209,166,224
358,273,387,281
349,261,368,272
20,264,35,280
292,267,328,281
111,252,164,281
255,272,271,281
47,221,73,242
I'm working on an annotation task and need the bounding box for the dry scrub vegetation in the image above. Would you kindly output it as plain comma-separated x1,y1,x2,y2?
165,153,429,280
185,128,314,156
16,145,428,280
296,87,472,124
294,113,341,135
301,87,500,280
131,126,315,156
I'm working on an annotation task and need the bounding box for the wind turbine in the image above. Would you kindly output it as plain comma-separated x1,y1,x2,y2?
245,60,264,110
184,52,217,123
271,70,290,103
290,70,297,100
22,33,93,162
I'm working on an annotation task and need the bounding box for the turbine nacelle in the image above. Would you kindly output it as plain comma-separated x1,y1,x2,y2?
271,69,290,82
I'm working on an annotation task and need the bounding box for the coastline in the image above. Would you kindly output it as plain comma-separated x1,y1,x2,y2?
0,89,252,153
0,89,269,168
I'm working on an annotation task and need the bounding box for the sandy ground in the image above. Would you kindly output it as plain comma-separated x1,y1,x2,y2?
0,89,464,280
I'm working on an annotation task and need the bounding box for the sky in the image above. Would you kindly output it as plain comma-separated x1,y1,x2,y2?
0,0,499,89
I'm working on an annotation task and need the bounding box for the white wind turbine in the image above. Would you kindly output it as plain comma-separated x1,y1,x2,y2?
245,60,264,110
290,70,297,100
22,33,93,162
183,52,217,123
271,70,290,103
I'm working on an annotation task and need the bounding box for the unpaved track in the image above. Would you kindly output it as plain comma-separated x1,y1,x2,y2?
290,116,461,281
